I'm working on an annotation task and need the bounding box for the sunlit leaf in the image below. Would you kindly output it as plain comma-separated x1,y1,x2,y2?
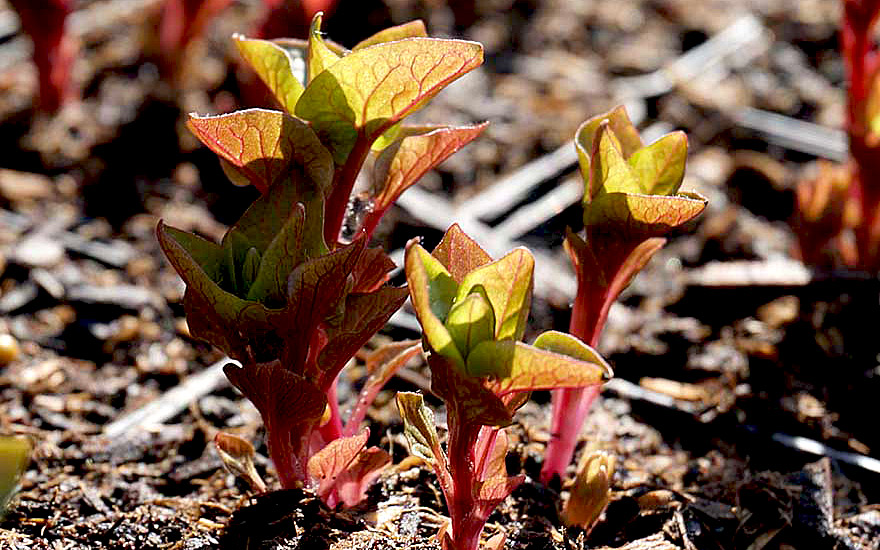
588,121,640,198
627,131,687,196
363,124,487,236
0,436,30,516
353,20,427,50
445,288,495,357
234,35,306,112
466,333,612,395
335,445,391,507
307,12,343,83
396,392,445,467
456,248,534,342
307,429,369,501
575,105,642,180
187,109,333,194
562,451,615,530
431,223,492,282
295,38,483,163
584,191,708,236
404,241,464,368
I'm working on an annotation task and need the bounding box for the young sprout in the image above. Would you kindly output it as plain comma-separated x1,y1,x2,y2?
541,106,706,484
400,225,612,550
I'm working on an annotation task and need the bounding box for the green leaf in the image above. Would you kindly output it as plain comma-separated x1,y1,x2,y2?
225,176,325,262
307,12,343,83
589,121,640,199
445,287,496,357
187,109,333,195
234,35,306,113
158,221,267,358
404,241,465,368
0,436,30,517
627,131,687,196
466,334,612,395
575,105,643,180
295,38,483,163
430,223,492,283
245,203,306,305
352,20,427,50
456,248,534,342
396,392,446,467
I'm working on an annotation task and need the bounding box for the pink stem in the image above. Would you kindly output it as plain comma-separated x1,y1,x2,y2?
443,405,485,550
324,137,371,248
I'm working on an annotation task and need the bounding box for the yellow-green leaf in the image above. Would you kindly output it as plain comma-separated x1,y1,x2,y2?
234,35,306,113
445,288,496,357
307,12,343,83
466,333,612,394
353,20,428,50
295,38,483,163
187,109,333,194
456,248,534,342
404,240,465,368
627,131,687,196
396,392,446,467
0,436,30,517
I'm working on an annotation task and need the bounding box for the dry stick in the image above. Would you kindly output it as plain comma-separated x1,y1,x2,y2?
103,357,235,438
605,378,880,476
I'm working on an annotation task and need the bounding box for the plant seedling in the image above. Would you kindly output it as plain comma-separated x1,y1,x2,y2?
541,106,706,484
159,17,483,507
399,224,612,550
217,14,487,247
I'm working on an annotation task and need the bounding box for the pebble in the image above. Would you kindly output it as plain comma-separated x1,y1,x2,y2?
0,333,21,366
13,236,65,268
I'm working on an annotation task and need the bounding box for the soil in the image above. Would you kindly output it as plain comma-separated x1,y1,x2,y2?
1,0,879,549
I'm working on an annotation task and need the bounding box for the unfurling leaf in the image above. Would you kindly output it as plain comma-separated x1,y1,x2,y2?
234,36,306,112
431,223,493,282
307,13,342,83
562,451,616,531
405,241,464,367
307,429,369,501
396,392,445,467
445,289,496,357
455,247,534,342
214,432,267,493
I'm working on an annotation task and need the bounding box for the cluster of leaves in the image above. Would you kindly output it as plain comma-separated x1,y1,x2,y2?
399,225,612,550
158,17,483,507
795,0,880,270
540,106,706,488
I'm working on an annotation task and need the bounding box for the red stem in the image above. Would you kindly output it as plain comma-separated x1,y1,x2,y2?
443,405,485,550
541,280,607,484
324,137,372,248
